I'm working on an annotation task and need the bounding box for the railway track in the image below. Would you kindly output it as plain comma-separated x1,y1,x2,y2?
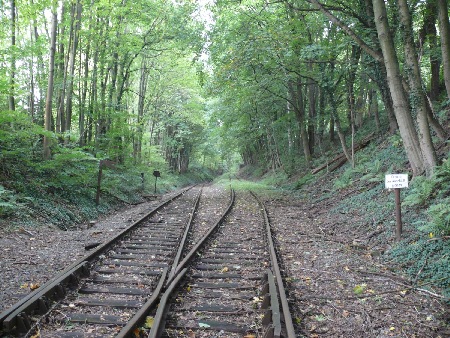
147,190,295,338
0,186,199,337
0,186,295,338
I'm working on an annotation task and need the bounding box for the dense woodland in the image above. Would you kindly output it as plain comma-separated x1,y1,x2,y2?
2,0,450,174
1,1,450,295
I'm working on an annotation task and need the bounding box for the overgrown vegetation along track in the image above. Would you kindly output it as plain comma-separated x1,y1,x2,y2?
0,186,199,337
148,191,295,338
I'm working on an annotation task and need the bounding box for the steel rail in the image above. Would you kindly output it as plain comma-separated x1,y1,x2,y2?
252,191,296,338
164,188,235,287
115,188,203,338
168,188,202,280
148,268,188,338
115,268,168,338
0,186,192,333
148,189,236,337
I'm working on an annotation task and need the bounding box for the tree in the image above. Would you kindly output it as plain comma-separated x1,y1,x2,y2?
437,0,450,100
43,6,58,160
9,0,16,111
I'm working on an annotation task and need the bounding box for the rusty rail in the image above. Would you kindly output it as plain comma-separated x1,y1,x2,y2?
148,189,236,337
0,186,192,334
252,191,296,338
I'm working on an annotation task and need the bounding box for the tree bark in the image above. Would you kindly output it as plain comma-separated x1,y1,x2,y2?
64,0,82,137
307,61,316,155
288,79,311,165
56,3,68,134
134,56,149,163
373,0,425,176
79,9,92,147
368,87,381,132
437,0,450,100
364,0,398,134
327,63,352,163
398,0,437,175
9,0,16,111
419,0,440,102
44,8,58,160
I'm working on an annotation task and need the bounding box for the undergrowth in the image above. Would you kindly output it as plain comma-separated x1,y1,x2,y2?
292,133,450,299
0,111,211,230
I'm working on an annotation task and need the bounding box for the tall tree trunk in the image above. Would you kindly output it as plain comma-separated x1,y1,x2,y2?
437,0,450,100
44,8,58,160
420,0,440,102
373,0,425,176
134,56,149,163
28,24,35,120
64,0,82,138
329,87,352,163
289,79,311,165
307,65,316,155
56,3,67,134
347,45,361,128
363,0,398,134
79,16,91,147
368,87,381,132
9,0,16,111
398,0,437,175
32,6,46,125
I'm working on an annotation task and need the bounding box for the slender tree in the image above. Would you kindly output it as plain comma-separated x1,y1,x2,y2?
398,0,437,173
373,0,426,175
9,0,16,111
44,7,58,160
437,0,450,100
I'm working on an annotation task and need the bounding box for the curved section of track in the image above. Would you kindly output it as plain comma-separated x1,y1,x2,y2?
148,190,295,338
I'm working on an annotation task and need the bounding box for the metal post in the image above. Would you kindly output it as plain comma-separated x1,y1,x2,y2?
154,176,158,194
394,188,402,241
95,161,103,205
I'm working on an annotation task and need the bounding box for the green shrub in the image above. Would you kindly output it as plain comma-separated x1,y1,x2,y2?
402,176,435,207
388,237,450,298
427,200,450,236
0,186,19,217
295,173,314,189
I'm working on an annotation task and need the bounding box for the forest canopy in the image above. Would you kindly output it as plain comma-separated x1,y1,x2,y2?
1,0,450,195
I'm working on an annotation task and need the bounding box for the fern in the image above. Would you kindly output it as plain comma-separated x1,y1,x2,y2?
402,176,435,207
427,200,450,236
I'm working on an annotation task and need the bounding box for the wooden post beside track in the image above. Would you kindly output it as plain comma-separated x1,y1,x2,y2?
385,174,408,241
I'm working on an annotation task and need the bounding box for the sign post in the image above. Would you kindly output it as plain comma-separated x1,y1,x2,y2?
385,174,408,241
153,170,161,194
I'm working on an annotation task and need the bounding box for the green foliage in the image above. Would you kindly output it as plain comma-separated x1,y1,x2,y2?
216,178,272,192
402,157,450,236
333,168,354,190
0,186,22,217
427,200,450,236
402,176,435,207
388,237,450,298
261,171,289,187
295,173,315,189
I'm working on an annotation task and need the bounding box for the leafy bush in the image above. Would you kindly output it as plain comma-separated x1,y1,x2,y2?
401,156,450,236
427,201,450,236
295,173,315,189
402,176,435,207
0,186,21,217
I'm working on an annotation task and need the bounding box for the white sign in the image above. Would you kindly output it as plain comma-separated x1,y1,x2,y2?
385,174,409,189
